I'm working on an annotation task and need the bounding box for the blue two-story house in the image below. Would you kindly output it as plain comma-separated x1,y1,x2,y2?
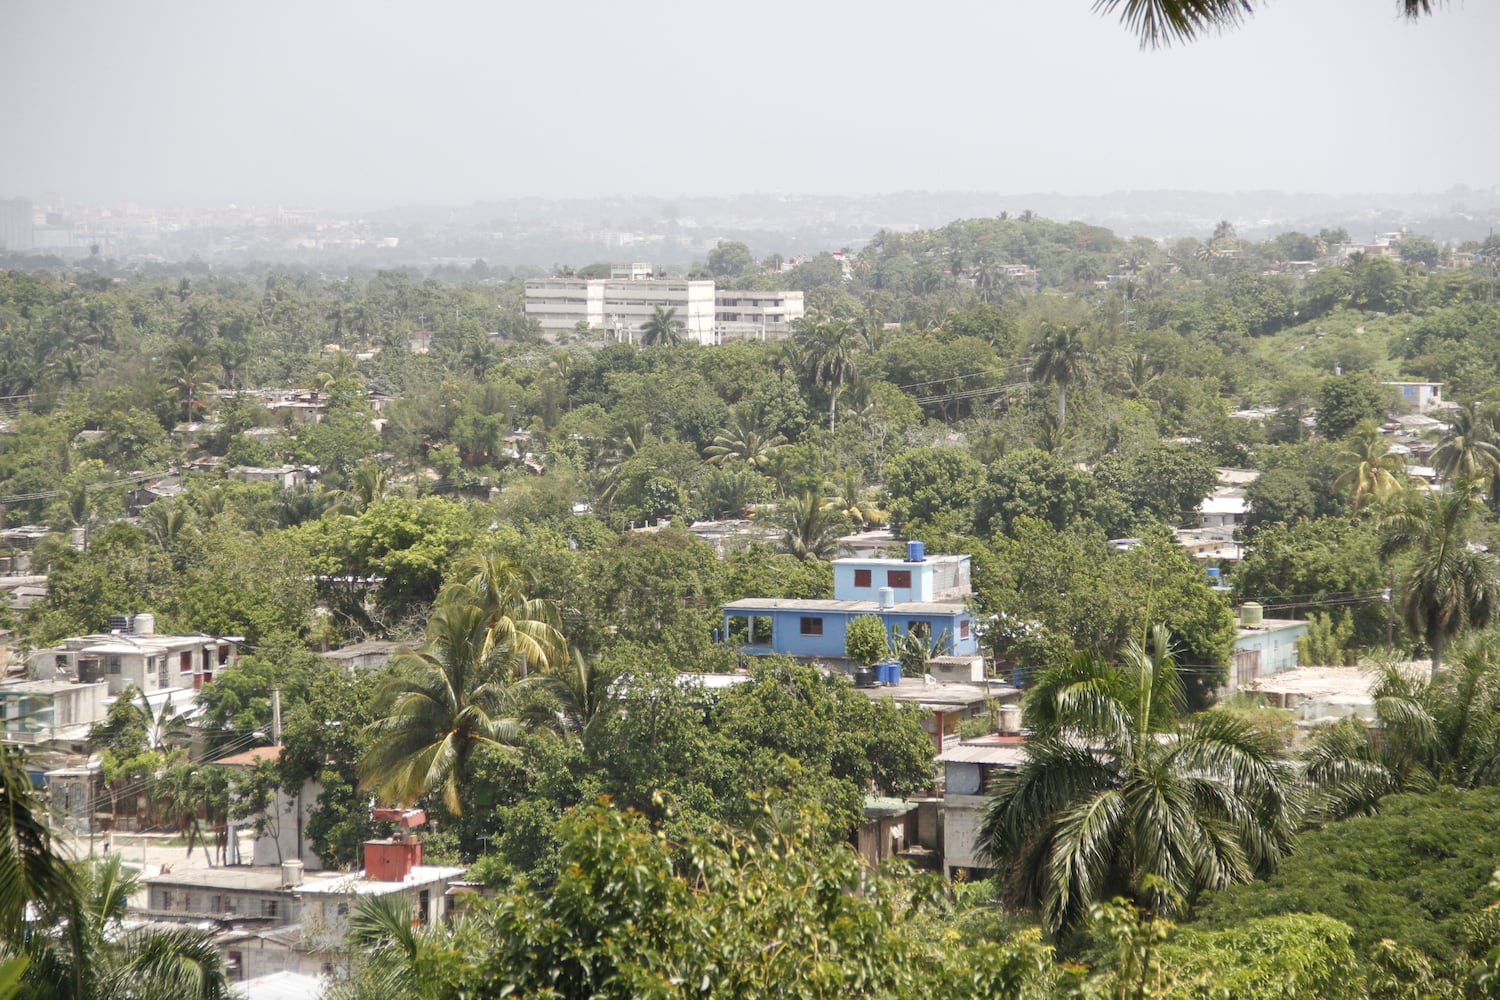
721,542,979,662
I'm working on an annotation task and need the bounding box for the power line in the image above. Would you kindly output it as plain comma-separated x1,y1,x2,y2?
915,379,1030,406
898,363,1026,392
0,469,174,508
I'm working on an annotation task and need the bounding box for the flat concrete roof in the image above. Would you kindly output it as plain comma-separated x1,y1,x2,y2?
145,864,465,896
856,677,988,710
0,679,104,695
320,640,403,661
1236,618,1306,638
1247,663,1425,699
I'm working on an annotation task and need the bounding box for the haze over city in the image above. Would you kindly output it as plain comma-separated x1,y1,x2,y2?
3,0,1497,210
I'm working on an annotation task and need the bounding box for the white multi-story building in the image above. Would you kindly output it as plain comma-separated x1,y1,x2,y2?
26,616,239,696
524,266,804,345
525,275,716,344
714,289,804,341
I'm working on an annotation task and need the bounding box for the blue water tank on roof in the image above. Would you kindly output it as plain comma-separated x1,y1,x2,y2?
906,540,925,563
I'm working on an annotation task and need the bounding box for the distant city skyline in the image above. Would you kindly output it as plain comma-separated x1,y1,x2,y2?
2,0,1495,210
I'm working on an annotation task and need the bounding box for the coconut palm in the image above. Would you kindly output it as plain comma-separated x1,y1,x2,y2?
703,409,787,469
1333,419,1407,511
359,598,528,813
776,490,847,562
448,553,567,678
141,499,198,565
0,750,77,949
638,305,684,347
1431,402,1500,484
336,894,447,1000
161,341,216,423
978,627,1297,936
1301,666,1435,824
1028,321,1089,429
1378,477,1496,678
522,648,620,749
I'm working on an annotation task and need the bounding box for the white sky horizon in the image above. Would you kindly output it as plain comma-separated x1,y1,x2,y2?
3,0,1494,210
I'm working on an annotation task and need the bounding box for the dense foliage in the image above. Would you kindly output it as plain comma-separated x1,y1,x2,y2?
8,214,1500,996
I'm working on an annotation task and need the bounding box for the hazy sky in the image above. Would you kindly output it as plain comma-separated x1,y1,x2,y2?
2,0,1494,208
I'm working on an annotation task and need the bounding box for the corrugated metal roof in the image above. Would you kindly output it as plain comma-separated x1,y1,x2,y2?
938,743,1029,765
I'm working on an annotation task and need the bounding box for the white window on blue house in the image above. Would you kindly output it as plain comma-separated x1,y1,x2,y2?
800,617,824,636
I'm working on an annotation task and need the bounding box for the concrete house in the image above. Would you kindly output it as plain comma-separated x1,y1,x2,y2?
213,745,324,870
1226,603,1309,694
1385,380,1443,415
143,812,463,982
0,678,109,751
27,618,238,696
721,543,979,665
936,736,1028,879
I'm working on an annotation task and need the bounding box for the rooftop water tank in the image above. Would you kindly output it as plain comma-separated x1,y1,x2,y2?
879,587,895,609
133,612,155,635
1240,601,1263,627
906,540,925,563
281,859,304,887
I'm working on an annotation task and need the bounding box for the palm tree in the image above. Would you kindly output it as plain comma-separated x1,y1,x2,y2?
142,500,198,563
973,260,1009,303
21,853,232,1000
162,341,215,423
0,749,77,949
337,895,448,1000
1304,640,1500,822
1431,402,1500,484
1333,419,1407,511
638,305,684,347
825,466,885,530
523,648,620,750
359,598,528,813
703,409,787,469
1378,477,1497,678
978,627,1297,936
1028,322,1089,429
608,415,652,463
449,553,567,678
1096,0,1438,48
798,318,860,434
333,462,391,514
776,490,847,561
1121,351,1161,399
